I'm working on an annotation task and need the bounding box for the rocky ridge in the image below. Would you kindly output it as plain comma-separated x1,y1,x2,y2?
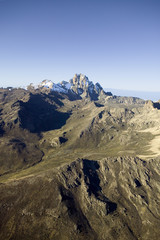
0,157,160,240
29,73,112,100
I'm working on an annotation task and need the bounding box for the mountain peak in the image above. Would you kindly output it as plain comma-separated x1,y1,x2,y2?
28,74,112,100
70,73,89,87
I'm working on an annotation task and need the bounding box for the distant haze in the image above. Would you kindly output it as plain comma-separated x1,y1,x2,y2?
105,88,160,102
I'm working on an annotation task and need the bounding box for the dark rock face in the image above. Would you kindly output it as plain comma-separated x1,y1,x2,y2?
0,121,5,136
59,136,68,144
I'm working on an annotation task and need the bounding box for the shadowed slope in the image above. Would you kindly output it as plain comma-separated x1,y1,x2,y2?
18,94,71,133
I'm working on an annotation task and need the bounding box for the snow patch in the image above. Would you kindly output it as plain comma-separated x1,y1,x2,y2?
29,74,105,96
40,80,53,89
52,83,68,93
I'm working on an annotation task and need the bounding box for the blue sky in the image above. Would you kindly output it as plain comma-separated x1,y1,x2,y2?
0,0,160,91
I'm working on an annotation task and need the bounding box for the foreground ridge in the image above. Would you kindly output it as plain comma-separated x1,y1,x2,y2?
0,157,160,240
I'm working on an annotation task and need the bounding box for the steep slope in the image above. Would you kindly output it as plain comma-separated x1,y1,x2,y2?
0,157,160,240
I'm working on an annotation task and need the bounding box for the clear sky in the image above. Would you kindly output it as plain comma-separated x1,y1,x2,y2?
0,0,160,91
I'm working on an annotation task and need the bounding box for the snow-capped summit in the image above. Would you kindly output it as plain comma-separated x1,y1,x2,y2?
38,79,69,93
28,74,112,100
39,80,54,89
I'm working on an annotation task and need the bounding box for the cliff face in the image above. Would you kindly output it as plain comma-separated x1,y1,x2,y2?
0,157,160,240
69,74,105,99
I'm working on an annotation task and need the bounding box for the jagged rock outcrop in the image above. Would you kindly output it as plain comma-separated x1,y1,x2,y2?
29,73,112,100
69,74,109,100
145,100,160,110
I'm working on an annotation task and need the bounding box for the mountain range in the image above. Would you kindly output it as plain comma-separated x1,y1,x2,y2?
0,74,160,240
105,88,160,102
